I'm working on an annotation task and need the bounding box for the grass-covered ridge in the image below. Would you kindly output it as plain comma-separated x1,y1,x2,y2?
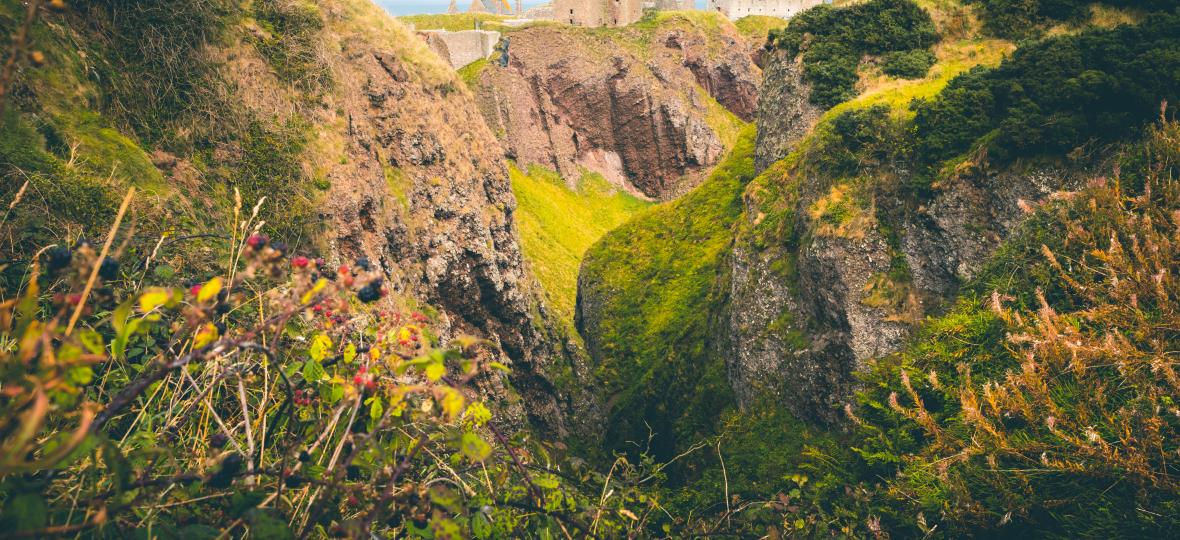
510,164,650,325
577,126,758,461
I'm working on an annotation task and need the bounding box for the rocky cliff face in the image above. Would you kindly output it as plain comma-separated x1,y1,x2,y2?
470,15,760,199
725,50,1080,424
298,1,588,436
752,49,822,173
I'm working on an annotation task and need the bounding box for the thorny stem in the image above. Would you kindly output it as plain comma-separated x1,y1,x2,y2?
91,297,322,434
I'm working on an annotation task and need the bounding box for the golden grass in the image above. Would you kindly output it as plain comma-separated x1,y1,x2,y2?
825,37,1014,123
510,164,651,323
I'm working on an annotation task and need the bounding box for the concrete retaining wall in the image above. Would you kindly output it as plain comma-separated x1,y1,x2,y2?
422,29,501,69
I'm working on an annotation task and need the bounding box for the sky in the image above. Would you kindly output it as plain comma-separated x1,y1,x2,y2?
375,0,707,16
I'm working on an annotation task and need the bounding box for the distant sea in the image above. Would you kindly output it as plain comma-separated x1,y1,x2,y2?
375,0,547,16
374,0,708,16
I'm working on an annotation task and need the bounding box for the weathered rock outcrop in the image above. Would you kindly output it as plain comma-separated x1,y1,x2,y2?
471,16,760,198
288,1,591,436
753,49,822,173
725,48,1080,424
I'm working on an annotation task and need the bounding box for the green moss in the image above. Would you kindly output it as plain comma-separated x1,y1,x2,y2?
661,403,842,529
456,57,489,90
383,165,411,211
208,117,318,242
579,126,757,461
58,111,167,192
0,111,119,233
510,164,649,325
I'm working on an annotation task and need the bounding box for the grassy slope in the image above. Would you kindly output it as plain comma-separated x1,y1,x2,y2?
0,0,202,252
510,164,650,325
733,14,789,41
579,125,757,460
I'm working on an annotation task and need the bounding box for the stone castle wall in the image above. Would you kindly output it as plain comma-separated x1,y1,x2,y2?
553,0,643,27
708,0,827,19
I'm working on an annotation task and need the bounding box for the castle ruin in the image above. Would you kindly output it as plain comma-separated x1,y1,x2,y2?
708,0,828,19
553,0,643,27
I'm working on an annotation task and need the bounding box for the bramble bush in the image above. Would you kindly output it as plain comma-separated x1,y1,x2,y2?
0,188,676,538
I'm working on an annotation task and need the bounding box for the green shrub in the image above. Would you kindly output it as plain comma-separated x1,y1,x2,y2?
880,48,937,79
967,0,1172,39
211,117,318,241
770,0,940,108
911,13,1180,169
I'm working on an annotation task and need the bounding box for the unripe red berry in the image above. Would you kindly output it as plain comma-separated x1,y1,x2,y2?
292,256,310,268
246,234,268,249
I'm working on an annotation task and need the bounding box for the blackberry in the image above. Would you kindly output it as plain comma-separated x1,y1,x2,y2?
298,450,311,462
357,285,380,304
45,246,72,272
207,453,243,489
210,432,228,449
98,257,119,280
355,257,372,272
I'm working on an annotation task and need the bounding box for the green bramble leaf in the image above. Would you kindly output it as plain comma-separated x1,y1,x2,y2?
459,432,492,462
425,362,446,382
309,334,332,362
369,396,384,420
78,329,104,355
302,358,327,383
